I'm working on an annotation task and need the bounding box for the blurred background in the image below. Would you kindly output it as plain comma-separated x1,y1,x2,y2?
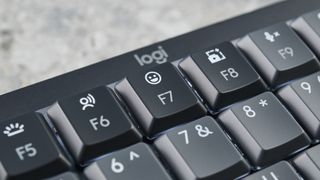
0,0,279,94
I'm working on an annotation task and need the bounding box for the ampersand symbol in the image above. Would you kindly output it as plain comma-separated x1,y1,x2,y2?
195,124,213,138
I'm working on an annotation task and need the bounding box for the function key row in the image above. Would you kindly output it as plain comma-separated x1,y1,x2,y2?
2,8,320,180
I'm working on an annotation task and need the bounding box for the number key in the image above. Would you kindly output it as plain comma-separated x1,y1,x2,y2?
154,116,250,180
218,92,311,167
278,72,320,140
84,143,172,180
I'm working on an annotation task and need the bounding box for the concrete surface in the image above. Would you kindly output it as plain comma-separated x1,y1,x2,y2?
0,0,279,94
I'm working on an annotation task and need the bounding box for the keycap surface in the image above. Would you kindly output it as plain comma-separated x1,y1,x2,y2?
115,63,206,137
219,92,311,167
154,116,250,180
293,144,320,180
238,23,319,87
47,86,142,164
180,42,266,111
243,161,300,180
84,143,173,180
0,113,70,180
292,9,320,57
46,172,82,180
278,72,320,140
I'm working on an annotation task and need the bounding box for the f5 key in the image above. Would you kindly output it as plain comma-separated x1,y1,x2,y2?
0,113,70,180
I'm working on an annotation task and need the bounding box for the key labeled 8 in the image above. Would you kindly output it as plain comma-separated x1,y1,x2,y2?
243,105,256,118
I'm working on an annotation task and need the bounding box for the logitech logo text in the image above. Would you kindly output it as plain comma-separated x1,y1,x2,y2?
134,46,168,66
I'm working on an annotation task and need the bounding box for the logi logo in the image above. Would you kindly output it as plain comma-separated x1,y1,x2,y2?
134,46,168,66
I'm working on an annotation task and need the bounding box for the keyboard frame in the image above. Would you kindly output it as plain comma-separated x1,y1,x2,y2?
1,0,320,121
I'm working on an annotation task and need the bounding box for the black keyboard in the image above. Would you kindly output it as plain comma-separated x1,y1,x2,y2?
2,0,320,179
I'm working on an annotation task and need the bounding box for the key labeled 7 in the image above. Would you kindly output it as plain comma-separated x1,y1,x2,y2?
177,124,213,144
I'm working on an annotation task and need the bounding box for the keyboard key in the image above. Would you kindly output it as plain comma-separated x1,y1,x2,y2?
243,161,300,180
292,9,320,57
293,144,320,180
0,113,70,180
115,63,206,137
278,72,320,141
179,42,266,111
84,143,172,180
238,23,319,87
47,86,142,164
218,92,310,167
46,172,82,180
154,116,250,180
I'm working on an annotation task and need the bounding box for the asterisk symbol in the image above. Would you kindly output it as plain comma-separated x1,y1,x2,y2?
274,32,280,37
259,99,268,107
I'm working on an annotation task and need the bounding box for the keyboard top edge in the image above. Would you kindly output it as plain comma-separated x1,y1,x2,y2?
1,0,320,121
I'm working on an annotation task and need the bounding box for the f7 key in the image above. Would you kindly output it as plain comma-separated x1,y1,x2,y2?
116,63,206,137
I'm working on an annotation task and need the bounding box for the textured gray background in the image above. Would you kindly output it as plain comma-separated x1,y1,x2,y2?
0,0,279,95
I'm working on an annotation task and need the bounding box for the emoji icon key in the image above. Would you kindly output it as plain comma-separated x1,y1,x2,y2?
116,63,206,137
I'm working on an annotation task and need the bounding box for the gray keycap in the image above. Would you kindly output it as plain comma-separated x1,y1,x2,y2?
84,143,172,180
292,9,320,57
238,23,319,87
218,92,310,168
278,72,320,141
0,113,71,180
115,63,206,137
293,144,320,180
46,172,82,180
47,86,142,164
179,42,266,111
243,161,300,180
154,116,250,180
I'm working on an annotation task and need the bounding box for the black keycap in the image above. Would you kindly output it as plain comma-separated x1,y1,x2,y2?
154,116,250,180
238,23,319,87
292,9,320,57
47,86,142,164
179,42,266,111
278,72,320,141
293,144,320,180
115,63,206,137
46,172,82,180
84,143,172,180
0,113,70,180
218,92,310,168
243,161,300,180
